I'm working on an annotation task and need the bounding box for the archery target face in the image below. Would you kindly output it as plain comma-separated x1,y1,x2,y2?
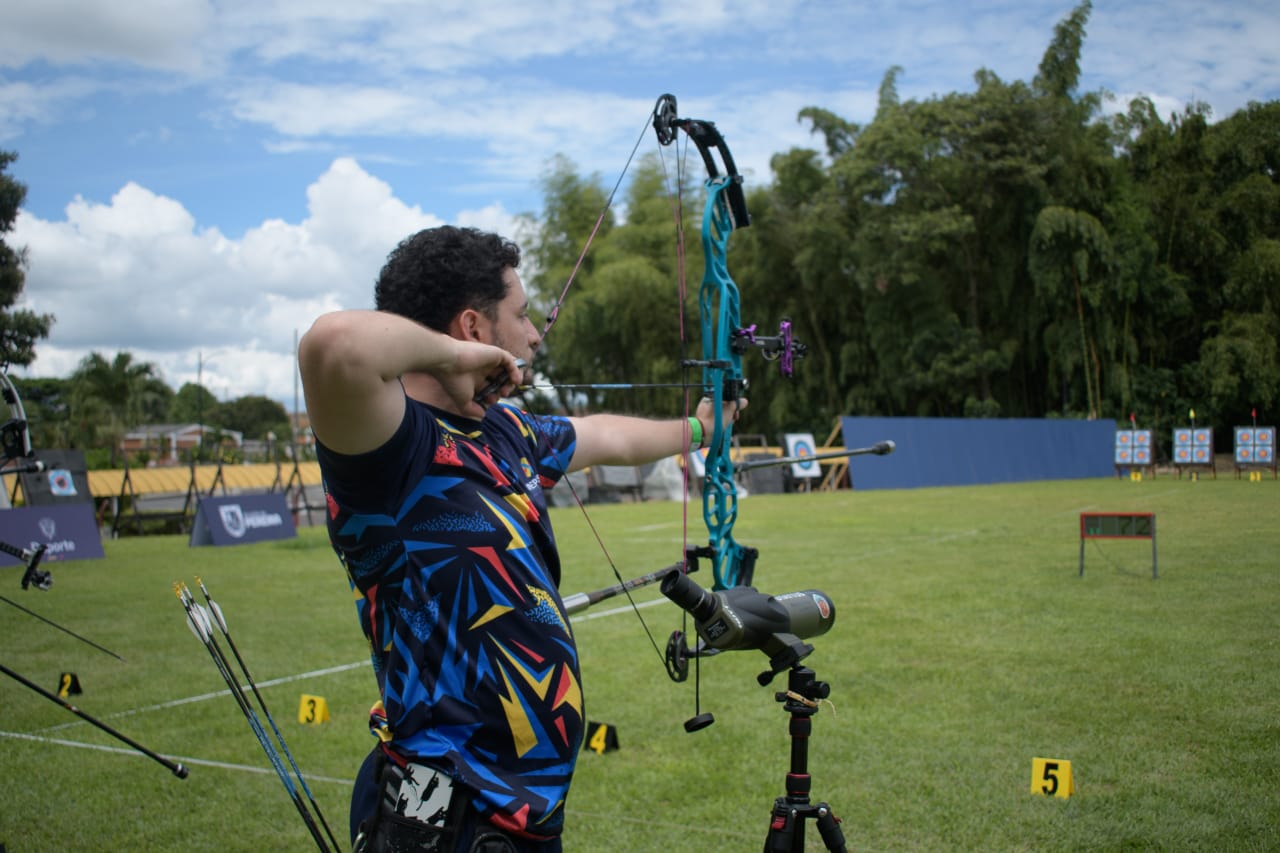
1234,425,1276,465
1115,430,1151,466
1173,427,1199,464
48,469,77,497
784,433,820,479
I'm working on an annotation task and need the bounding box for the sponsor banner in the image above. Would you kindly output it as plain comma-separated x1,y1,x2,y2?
189,494,296,547
0,503,105,566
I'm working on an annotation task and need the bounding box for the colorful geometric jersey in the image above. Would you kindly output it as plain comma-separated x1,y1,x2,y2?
317,398,582,839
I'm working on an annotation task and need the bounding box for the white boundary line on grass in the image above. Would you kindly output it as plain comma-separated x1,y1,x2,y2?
0,730,353,785
36,659,369,734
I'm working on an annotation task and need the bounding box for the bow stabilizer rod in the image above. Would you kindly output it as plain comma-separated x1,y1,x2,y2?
0,592,126,661
562,562,686,616
735,440,896,472
0,660,188,778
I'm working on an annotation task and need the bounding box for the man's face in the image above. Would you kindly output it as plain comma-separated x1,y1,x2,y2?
486,267,540,375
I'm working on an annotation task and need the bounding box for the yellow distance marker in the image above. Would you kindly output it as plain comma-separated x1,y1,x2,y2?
583,721,619,754
57,672,82,699
297,694,331,724
1031,757,1074,799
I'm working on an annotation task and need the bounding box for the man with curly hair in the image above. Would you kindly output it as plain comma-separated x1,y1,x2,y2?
299,225,738,852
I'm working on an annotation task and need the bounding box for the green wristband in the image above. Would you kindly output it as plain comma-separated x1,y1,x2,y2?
688,416,704,450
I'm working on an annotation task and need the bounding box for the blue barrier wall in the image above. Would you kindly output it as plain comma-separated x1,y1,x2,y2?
840,417,1116,490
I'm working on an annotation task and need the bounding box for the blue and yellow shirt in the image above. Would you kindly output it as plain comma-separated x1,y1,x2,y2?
317,398,582,839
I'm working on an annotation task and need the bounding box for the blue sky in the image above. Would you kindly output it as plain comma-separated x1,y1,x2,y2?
2,1,1277,411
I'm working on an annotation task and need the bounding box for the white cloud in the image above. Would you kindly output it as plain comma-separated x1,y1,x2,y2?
12,158,518,409
0,0,215,72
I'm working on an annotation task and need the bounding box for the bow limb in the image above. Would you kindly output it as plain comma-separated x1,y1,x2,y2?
0,369,38,469
0,370,56,594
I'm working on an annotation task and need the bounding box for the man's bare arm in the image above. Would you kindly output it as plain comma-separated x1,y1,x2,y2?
299,310,517,455
568,397,745,471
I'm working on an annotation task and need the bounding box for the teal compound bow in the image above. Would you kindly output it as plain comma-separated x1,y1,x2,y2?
540,95,808,689
649,93,807,596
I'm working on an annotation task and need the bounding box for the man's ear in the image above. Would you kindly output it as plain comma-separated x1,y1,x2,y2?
452,308,486,342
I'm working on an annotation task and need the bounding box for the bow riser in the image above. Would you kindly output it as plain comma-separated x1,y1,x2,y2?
698,178,752,590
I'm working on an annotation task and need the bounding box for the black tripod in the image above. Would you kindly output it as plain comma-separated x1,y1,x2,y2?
763,665,846,852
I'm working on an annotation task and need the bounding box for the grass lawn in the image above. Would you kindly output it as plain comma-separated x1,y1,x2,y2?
2,475,1277,851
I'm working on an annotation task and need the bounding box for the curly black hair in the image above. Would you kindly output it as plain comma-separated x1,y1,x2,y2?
374,226,521,331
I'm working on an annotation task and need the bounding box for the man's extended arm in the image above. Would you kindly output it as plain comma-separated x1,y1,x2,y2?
567,397,745,471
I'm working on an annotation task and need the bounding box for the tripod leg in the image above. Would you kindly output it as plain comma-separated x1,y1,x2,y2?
814,803,847,852
764,797,799,852
765,801,846,853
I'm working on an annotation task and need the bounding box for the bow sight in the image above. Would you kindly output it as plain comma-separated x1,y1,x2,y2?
734,320,808,380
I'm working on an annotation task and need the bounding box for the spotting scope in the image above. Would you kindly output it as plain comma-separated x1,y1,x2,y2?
660,570,835,683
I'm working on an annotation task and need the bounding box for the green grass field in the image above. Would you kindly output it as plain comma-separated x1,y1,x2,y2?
2,475,1277,851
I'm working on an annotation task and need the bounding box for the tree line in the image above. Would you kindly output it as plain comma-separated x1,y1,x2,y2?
521,1,1279,461
15,358,293,468
3,3,1276,468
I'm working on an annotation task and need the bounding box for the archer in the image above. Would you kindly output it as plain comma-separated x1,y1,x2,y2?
299,225,743,852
